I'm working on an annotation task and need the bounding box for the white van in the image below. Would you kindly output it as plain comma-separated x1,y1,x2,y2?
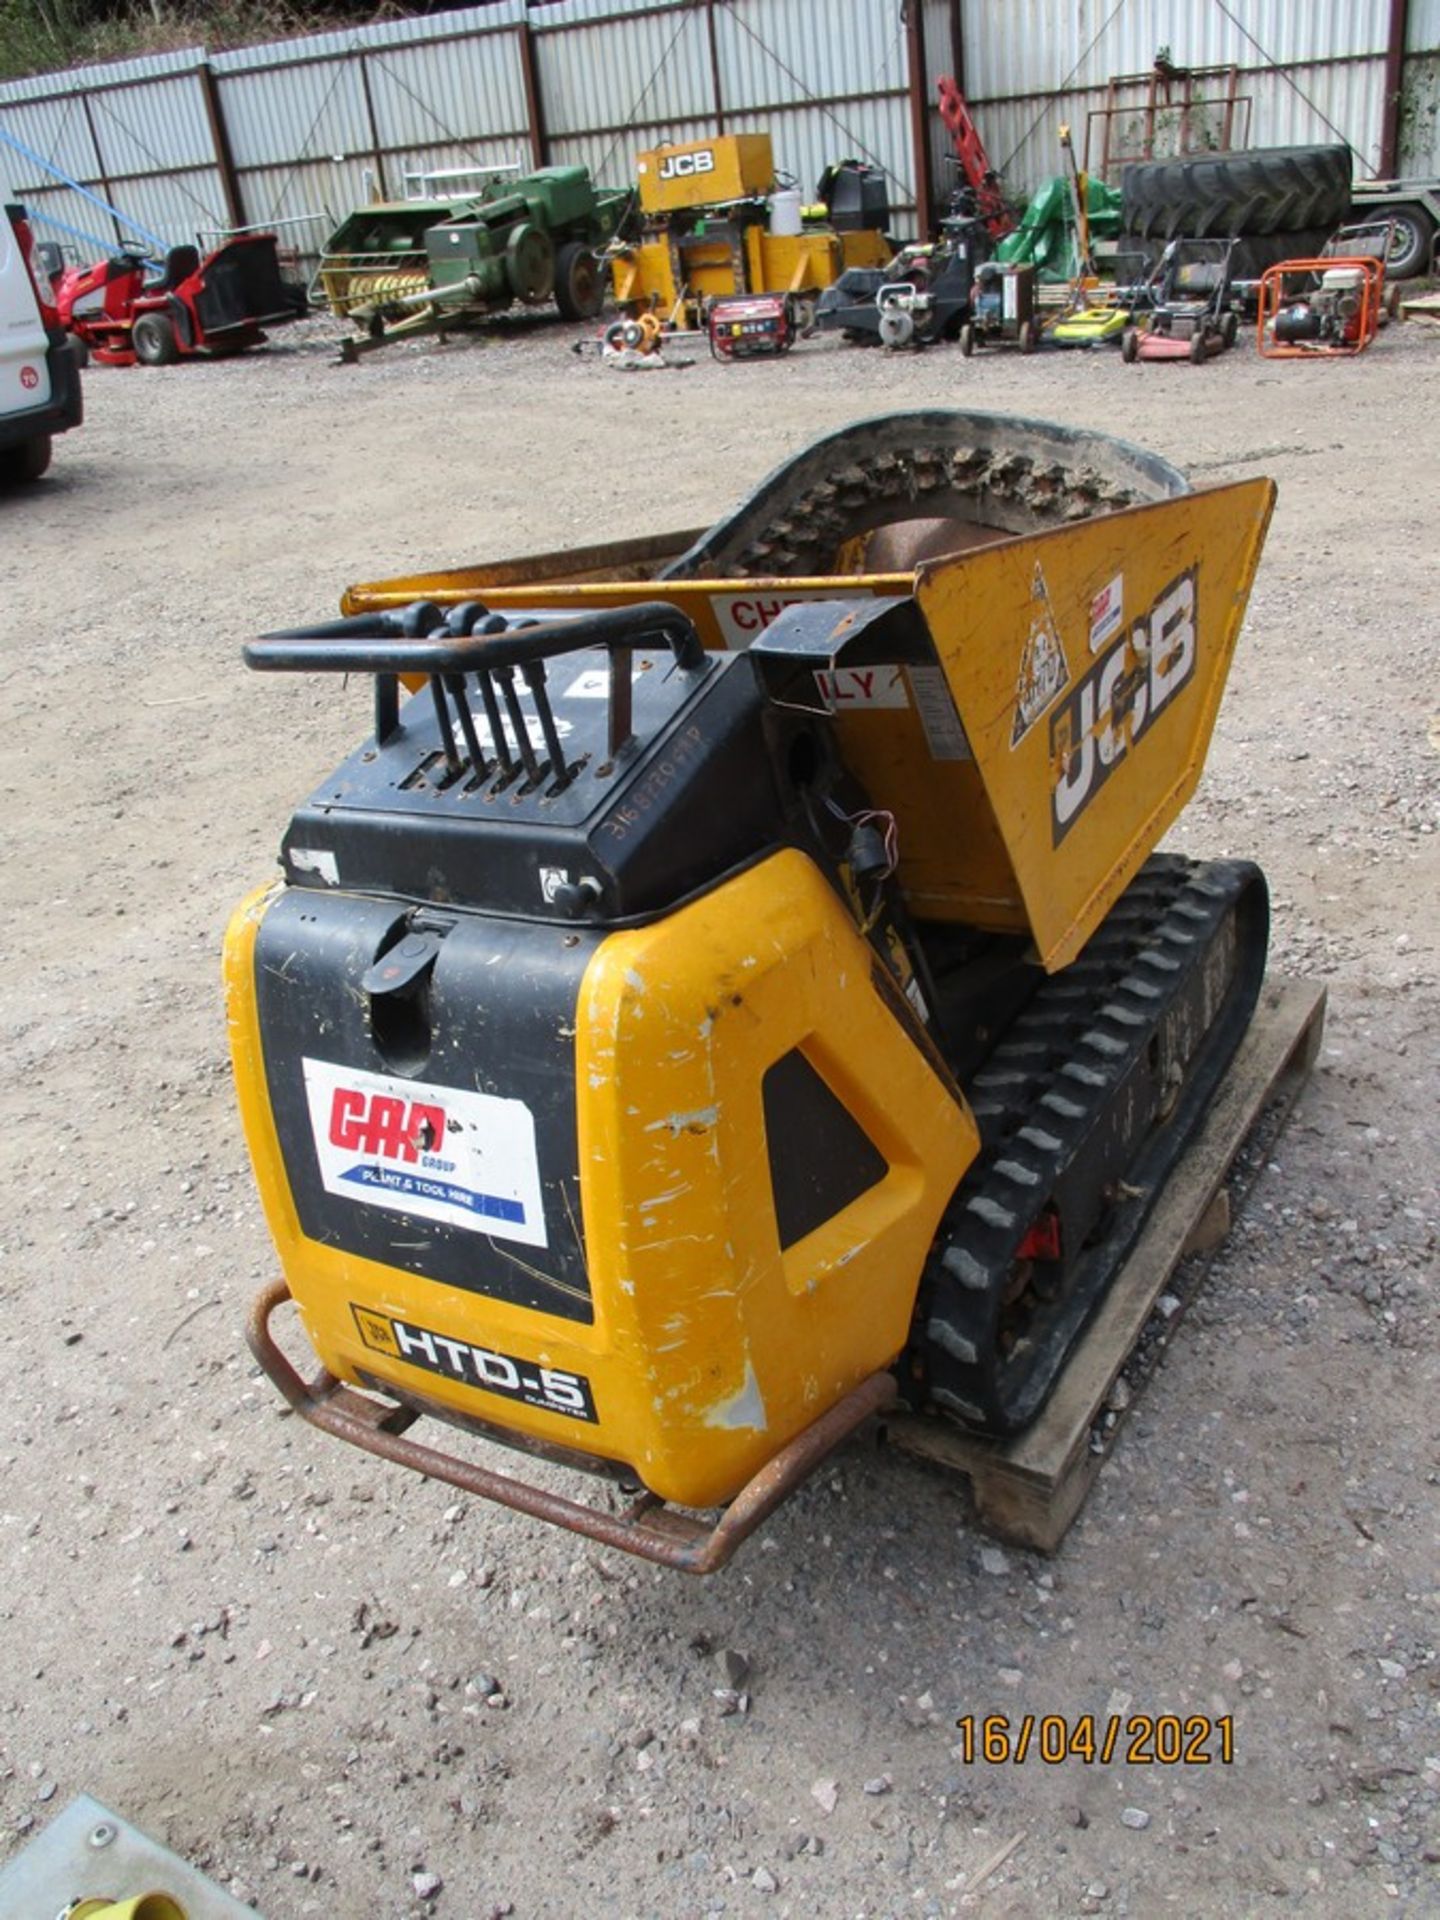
1,199,82,484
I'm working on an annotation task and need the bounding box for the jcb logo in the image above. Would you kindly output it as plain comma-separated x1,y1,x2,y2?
1050,568,1198,844
329,1087,445,1162
658,149,715,181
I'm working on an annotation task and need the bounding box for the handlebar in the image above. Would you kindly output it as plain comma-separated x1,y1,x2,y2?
245,598,708,677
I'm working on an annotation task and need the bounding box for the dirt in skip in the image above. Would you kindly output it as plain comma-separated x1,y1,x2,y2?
0,311,1436,1920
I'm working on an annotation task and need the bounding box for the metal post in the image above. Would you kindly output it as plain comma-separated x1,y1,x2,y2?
197,62,245,231
356,53,389,201
76,92,123,248
705,0,726,133
518,21,549,168
1380,0,1410,176
903,0,934,240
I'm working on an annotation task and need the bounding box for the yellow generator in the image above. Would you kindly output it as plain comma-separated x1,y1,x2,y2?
228,411,1274,1572
610,133,890,321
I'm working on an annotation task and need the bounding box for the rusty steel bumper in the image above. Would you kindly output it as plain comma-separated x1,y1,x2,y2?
247,1277,896,1574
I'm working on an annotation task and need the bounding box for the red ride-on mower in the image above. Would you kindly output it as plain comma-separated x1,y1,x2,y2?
1121,237,1239,365
53,232,306,367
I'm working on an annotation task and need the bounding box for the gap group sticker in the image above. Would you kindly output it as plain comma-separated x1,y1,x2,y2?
302,1058,548,1248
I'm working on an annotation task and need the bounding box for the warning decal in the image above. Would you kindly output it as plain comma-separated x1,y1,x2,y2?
1011,562,1071,747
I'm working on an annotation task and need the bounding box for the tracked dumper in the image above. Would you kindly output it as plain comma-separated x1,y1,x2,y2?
227,412,1274,1571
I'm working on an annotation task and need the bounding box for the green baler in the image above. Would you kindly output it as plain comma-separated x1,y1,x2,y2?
316,164,632,356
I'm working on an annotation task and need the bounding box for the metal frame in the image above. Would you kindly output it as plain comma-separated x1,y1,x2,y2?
249,1276,896,1574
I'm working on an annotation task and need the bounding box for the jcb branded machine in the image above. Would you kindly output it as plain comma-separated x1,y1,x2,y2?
610,132,890,323
228,412,1274,1572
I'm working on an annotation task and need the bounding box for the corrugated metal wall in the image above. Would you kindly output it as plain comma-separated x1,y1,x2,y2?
960,0,1397,191
0,47,229,258
1,1,1436,268
1405,0,1440,173
533,0,915,220
211,6,532,253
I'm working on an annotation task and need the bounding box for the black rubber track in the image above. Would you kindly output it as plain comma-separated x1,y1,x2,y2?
1121,144,1353,241
911,855,1269,1436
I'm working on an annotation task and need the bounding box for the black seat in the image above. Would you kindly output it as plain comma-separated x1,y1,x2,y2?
159,244,201,291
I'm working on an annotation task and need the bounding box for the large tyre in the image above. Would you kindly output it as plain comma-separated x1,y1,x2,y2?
0,433,52,484
1121,145,1352,241
132,312,179,366
1215,228,1333,279
506,223,555,306
1380,205,1434,280
553,241,604,321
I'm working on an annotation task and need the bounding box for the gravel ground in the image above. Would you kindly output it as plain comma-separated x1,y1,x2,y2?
0,304,1437,1920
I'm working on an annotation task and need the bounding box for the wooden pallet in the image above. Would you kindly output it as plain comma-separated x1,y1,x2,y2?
1398,288,1440,323
884,977,1327,1553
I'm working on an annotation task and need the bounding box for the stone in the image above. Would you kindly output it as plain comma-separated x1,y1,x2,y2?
718,1648,751,1689
1121,1806,1151,1830
811,1778,839,1815
412,1871,442,1900
752,1866,777,1892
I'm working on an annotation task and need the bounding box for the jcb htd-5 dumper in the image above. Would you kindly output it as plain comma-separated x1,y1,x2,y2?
226,411,1274,1572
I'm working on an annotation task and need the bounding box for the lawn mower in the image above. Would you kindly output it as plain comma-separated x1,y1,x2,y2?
227,410,1275,1573
1049,251,1157,347
52,233,305,366
1121,237,1239,363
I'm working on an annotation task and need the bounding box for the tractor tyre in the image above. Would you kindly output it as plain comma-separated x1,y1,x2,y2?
1380,205,1434,280
1121,145,1352,241
507,223,555,306
554,242,604,321
1121,326,1139,362
132,312,180,366
0,433,52,485
958,322,975,357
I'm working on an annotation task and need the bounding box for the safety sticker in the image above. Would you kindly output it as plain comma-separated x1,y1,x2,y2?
1011,562,1071,747
353,1305,596,1422
1089,572,1125,652
303,1058,548,1248
813,664,909,710
906,665,973,760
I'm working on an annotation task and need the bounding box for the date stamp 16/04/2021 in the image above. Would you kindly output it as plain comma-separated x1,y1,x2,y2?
956,1713,1235,1767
